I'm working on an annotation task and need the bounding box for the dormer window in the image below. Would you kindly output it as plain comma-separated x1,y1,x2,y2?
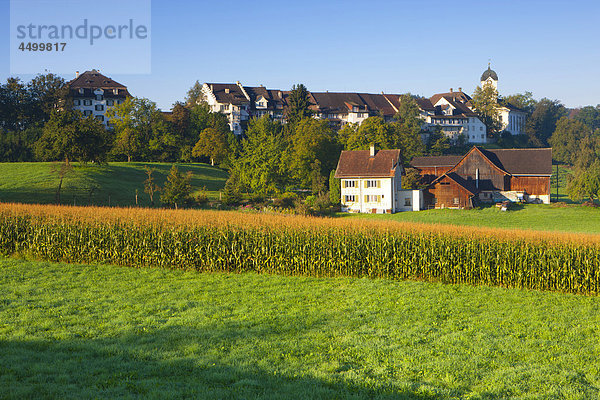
113,89,119,95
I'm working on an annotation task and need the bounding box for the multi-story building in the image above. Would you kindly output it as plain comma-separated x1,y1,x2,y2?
68,69,130,126
199,66,525,142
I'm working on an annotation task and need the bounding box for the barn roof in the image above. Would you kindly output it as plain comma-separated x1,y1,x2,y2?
335,149,401,178
412,148,552,176
410,155,463,168
480,148,553,175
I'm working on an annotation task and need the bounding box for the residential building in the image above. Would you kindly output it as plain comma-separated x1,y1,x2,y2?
411,147,553,209
335,146,423,213
68,69,130,126
201,82,252,135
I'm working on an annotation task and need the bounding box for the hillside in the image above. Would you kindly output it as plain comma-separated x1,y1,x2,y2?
0,162,228,207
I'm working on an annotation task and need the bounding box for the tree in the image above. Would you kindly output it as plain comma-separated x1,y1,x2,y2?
393,94,425,164
185,81,204,106
343,116,397,151
402,168,423,190
574,106,600,131
567,160,600,202
425,128,450,155
143,166,160,205
161,165,193,209
50,158,74,204
284,118,341,188
328,170,341,204
503,92,536,115
106,97,166,162
232,116,287,195
471,82,501,138
549,117,589,165
28,73,68,122
284,84,312,125
310,159,326,194
34,109,109,163
525,98,567,147
192,127,230,166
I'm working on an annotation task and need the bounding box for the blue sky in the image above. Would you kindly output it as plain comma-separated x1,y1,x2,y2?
1,0,599,110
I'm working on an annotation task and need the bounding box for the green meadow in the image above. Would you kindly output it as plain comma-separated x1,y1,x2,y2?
1,257,599,399
0,162,228,207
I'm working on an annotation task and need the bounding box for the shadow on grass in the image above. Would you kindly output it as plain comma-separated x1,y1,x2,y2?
0,325,468,400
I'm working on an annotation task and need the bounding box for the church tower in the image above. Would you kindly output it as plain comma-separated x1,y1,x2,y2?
480,63,498,90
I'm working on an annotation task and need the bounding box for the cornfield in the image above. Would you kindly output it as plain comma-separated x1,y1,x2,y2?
1,203,600,295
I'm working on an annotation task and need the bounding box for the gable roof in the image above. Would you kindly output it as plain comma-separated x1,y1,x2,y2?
430,91,472,107
431,172,477,195
335,149,401,178
480,148,553,175
68,70,127,89
206,83,249,105
412,147,553,176
411,155,463,168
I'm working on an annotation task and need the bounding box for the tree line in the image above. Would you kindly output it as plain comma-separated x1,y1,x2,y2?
2,74,600,203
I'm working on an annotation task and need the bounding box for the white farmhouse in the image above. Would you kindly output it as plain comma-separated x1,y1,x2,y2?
335,146,423,213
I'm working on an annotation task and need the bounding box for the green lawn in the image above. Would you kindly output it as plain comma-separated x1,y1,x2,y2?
348,203,600,234
0,162,228,207
1,257,600,399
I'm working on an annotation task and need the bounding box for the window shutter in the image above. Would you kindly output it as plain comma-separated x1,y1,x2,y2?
364,181,368,188
377,180,381,188
364,195,368,203
378,195,381,202
343,180,347,188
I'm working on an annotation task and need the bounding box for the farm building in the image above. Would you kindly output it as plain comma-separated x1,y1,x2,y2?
411,147,552,209
335,146,423,213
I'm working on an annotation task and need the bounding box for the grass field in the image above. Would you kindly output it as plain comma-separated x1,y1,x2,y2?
1,257,599,399
0,162,228,207
350,203,600,234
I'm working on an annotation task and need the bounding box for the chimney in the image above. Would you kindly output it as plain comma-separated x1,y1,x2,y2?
458,87,462,92
450,88,453,93
370,145,376,157
75,71,79,78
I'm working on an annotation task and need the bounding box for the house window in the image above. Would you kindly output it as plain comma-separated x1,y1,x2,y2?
84,99,92,106
365,180,380,188
95,115,104,121
107,100,114,106
480,126,483,131
113,89,119,95
96,95,103,101
73,99,80,106
364,195,381,203
440,182,450,185
404,197,412,206
83,110,92,116
78,88,84,94
344,180,357,188
344,195,356,202
481,134,484,138
453,198,459,205
95,105,104,111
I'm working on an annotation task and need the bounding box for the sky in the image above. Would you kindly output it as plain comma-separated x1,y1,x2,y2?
1,0,599,110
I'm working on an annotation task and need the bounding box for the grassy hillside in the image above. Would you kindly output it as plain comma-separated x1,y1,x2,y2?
0,162,228,207
1,257,599,399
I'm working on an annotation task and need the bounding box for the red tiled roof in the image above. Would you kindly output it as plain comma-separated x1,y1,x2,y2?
335,149,401,178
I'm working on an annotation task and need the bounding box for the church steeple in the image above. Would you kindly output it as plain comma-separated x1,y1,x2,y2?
480,63,498,90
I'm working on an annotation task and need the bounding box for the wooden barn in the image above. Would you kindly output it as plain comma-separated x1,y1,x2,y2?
411,147,552,209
